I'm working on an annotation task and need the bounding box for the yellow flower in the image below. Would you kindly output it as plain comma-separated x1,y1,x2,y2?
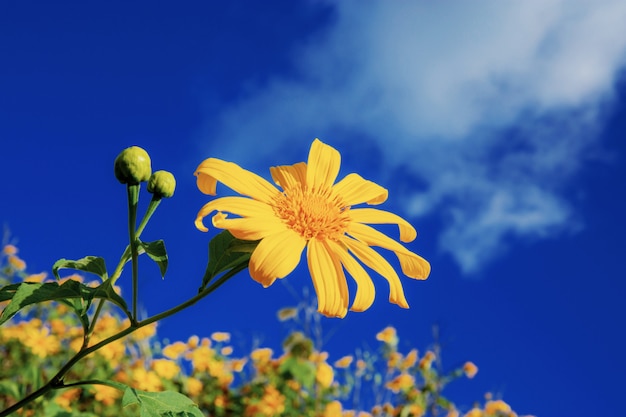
92,384,121,406
463,361,478,379
195,139,430,318
211,331,231,342
324,400,343,417
152,358,181,379
419,350,436,370
401,349,418,370
316,361,334,388
376,326,397,344
221,346,234,356
162,341,188,360
334,355,354,368
24,272,47,283
463,408,483,417
186,377,203,396
245,385,286,417
2,244,18,255
484,400,511,415
385,373,415,393
54,388,81,411
8,255,26,271
250,347,273,363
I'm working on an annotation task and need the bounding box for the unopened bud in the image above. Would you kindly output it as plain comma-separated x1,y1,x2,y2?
114,146,152,185
147,170,176,198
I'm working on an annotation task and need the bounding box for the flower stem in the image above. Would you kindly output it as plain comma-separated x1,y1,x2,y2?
127,184,140,324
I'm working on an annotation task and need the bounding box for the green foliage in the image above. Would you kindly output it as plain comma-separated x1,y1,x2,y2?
122,388,204,417
200,230,256,291
52,256,108,281
137,239,168,279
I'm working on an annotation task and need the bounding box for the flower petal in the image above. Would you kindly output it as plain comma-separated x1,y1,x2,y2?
270,162,307,190
306,139,341,191
326,240,376,312
195,158,278,203
347,223,431,280
307,238,349,318
194,196,277,232
249,229,306,288
350,208,417,242
332,173,388,206
342,237,409,309
212,212,287,240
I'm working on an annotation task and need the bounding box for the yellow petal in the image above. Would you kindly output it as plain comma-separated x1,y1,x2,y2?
270,162,307,190
307,238,348,318
212,212,287,240
249,229,306,287
348,223,430,280
194,158,278,203
306,139,341,191
342,237,409,309
326,240,376,312
350,208,417,242
194,196,277,232
332,173,388,206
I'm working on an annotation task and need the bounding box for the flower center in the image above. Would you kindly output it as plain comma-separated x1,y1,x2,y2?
272,187,350,240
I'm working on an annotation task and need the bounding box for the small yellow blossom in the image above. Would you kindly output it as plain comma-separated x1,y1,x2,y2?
463,408,483,417
8,255,26,271
187,335,200,348
245,385,286,417
132,322,157,341
186,345,215,373
387,351,403,368
195,139,430,318
419,350,436,370
162,341,188,360
385,373,415,393
447,407,460,417
316,361,334,388
324,400,343,417
92,384,121,406
2,244,18,255
215,394,227,408
463,361,478,379
54,388,81,411
376,326,397,344
24,272,47,283
231,358,248,372
334,355,354,368
485,400,512,415
401,349,418,369
250,347,273,363
221,346,234,356
130,367,162,391
211,331,231,342
152,358,181,379
186,377,203,396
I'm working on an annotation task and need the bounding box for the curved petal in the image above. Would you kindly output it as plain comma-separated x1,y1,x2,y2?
270,162,307,190
342,237,409,309
350,208,417,242
326,240,376,312
347,223,430,280
307,238,348,318
249,229,306,287
332,173,388,206
306,139,341,191
195,158,278,203
194,196,277,232
212,212,287,240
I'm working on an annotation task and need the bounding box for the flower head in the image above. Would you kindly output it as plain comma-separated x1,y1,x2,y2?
195,139,430,317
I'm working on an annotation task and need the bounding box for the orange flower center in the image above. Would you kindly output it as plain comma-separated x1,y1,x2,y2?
273,187,350,240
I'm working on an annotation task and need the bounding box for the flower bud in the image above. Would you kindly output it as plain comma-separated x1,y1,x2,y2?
114,146,152,185
147,170,176,198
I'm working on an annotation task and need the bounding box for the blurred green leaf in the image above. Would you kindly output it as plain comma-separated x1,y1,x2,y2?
52,256,108,281
122,388,204,417
278,356,316,390
0,279,129,326
137,239,168,278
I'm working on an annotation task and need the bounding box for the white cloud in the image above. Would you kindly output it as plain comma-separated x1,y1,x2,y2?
204,0,626,273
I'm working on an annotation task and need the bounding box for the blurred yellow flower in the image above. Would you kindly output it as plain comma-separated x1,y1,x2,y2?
187,335,200,348
186,377,203,396
195,139,430,317
385,373,415,393
250,347,273,363
401,349,418,369
419,350,436,370
130,367,162,391
245,385,286,417
316,361,334,388
446,408,460,417
92,384,121,406
54,388,81,411
334,355,354,368
24,272,47,283
376,326,397,344
221,346,233,356
2,244,18,255
8,255,26,271
324,400,343,417
211,331,231,342
152,358,181,379
463,361,478,379
162,341,188,360
485,400,512,415
463,408,483,417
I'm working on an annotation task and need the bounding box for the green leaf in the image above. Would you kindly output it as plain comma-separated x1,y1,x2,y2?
0,280,129,326
278,356,316,389
137,239,168,278
201,230,256,290
52,256,108,281
122,388,204,417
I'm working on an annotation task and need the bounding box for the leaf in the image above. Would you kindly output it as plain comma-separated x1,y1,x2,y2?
122,388,204,417
201,230,257,290
137,239,168,278
278,356,316,389
52,256,108,281
0,279,129,326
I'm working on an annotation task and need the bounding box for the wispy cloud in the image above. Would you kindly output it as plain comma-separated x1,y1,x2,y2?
204,0,626,273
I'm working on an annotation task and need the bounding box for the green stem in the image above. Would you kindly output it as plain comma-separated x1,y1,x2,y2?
0,265,245,417
128,185,139,324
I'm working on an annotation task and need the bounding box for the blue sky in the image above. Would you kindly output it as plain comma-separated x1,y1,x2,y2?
1,1,626,415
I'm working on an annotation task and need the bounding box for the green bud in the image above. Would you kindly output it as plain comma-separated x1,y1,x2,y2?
147,170,176,198
114,146,152,185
